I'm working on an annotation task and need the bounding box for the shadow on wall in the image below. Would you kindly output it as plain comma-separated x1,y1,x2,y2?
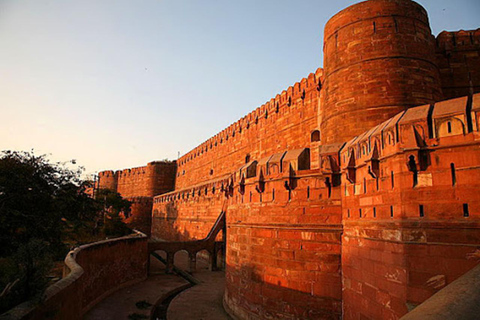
151,171,345,318
224,263,342,320
152,196,225,242
148,229,226,274
152,203,183,242
149,227,341,319
149,199,227,273
166,201,178,222
152,205,185,242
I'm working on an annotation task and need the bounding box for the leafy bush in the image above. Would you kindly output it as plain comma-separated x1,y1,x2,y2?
95,188,131,237
0,240,53,312
0,150,131,313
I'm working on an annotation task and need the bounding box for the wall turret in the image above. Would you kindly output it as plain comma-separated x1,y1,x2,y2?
321,0,442,144
97,170,118,191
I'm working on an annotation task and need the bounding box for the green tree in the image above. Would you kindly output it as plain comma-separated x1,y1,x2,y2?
0,150,130,313
0,151,101,255
0,239,53,311
95,188,131,237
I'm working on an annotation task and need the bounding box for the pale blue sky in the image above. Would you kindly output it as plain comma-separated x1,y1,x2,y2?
1,0,478,176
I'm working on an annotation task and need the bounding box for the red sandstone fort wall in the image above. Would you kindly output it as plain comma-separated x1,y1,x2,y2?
152,70,344,317
97,170,117,191
97,161,176,234
152,188,225,241
151,91,480,319
94,1,480,319
98,161,176,198
151,68,325,242
321,0,442,145
435,29,480,100
98,161,176,199
175,68,323,190
116,165,157,198
154,163,344,318
340,95,480,319
223,173,343,319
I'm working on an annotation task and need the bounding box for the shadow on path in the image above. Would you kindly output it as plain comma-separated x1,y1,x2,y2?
83,250,230,320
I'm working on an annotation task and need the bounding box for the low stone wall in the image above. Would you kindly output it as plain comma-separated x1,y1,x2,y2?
1,231,148,320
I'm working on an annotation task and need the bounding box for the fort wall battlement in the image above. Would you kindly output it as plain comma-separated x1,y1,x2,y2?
338,93,480,318
96,1,480,319
98,161,176,198
97,161,176,233
436,29,480,51
172,20,480,194
151,93,480,319
435,29,480,100
175,68,323,190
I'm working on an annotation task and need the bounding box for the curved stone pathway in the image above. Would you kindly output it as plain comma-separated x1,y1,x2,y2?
84,250,231,320
167,271,231,320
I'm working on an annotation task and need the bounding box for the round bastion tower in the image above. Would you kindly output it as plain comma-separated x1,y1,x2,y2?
320,0,442,144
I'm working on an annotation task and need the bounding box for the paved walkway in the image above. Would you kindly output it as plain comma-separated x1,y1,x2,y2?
84,274,188,320
167,270,231,320
84,251,231,320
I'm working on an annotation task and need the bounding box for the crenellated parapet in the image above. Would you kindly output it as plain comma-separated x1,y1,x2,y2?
97,170,118,191
98,160,176,199
92,1,480,319
153,145,343,318
338,93,480,169
156,147,314,206
175,68,323,190
155,174,233,204
436,29,480,52
338,93,480,319
336,93,480,207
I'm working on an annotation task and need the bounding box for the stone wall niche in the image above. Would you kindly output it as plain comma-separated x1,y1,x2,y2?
281,148,310,172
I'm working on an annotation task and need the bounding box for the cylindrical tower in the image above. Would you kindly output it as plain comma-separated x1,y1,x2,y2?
97,171,118,191
321,0,442,144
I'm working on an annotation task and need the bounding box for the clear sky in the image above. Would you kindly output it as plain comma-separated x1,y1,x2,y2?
1,0,478,177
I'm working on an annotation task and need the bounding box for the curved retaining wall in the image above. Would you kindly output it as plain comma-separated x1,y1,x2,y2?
154,153,344,319
1,231,148,320
223,174,343,319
